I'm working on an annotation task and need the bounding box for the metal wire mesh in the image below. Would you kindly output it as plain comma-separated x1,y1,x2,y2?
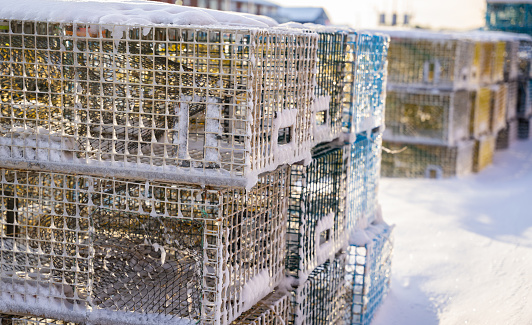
344,224,393,325
0,166,289,324
230,290,290,325
342,32,389,134
491,84,508,133
473,135,495,172
0,314,77,324
0,19,317,187
504,39,519,81
286,143,347,278
312,30,347,145
517,79,532,118
381,140,475,178
470,87,492,138
496,119,518,149
289,252,346,325
346,130,382,231
384,88,471,145
385,34,473,89
517,116,532,139
507,81,518,120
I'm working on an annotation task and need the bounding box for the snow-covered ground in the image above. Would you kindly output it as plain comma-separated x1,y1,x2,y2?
375,138,532,325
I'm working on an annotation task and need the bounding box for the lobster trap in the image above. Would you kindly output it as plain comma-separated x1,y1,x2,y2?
0,165,289,325
491,83,508,133
496,119,518,150
517,116,532,139
506,81,518,120
344,223,393,325
346,130,383,231
0,19,317,187
384,87,471,146
381,140,475,178
230,290,290,325
342,32,389,134
470,87,492,138
0,314,77,325
286,143,347,278
469,39,503,86
289,252,346,325
517,79,532,118
384,31,473,90
473,135,495,172
311,29,347,145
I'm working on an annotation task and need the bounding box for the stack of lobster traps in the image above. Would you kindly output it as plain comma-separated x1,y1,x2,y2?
0,2,395,324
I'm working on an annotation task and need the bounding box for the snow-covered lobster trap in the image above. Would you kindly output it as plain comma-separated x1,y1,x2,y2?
490,83,508,133
381,140,475,178
311,29,347,145
518,115,532,139
496,119,518,150
473,134,495,173
289,251,346,325
384,30,473,90
0,19,318,187
384,87,471,146
344,223,393,325
230,290,290,325
517,79,532,118
342,32,389,134
286,143,347,278
346,130,382,231
0,165,290,325
506,81,518,120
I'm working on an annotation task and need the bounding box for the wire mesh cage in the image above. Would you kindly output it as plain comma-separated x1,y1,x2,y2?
384,31,473,90
517,79,532,118
381,140,475,178
470,40,498,86
470,87,492,138
311,29,347,145
344,223,393,325
384,87,471,146
504,39,519,81
346,130,382,231
230,290,290,325
0,165,290,325
0,19,317,187
286,142,347,279
473,134,495,173
507,80,518,120
0,314,77,324
491,83,508,133
496,119,518,149
342,32,389,134
517,116,532,139
486,2,532,35
289,251,346,325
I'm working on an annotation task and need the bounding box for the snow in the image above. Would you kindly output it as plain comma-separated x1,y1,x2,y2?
373,138,532,325
241,269,272,312
0,0,278,28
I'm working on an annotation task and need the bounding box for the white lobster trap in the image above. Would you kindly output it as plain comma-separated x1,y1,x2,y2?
286,143,347,279
0,165,289,325
289,251,346,325
384,87,471,146
343,31,389,135
491,83,508,134
345,223,393,325
230,290,290,325
0,19,317,187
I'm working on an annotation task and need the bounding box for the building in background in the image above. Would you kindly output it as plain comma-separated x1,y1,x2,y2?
275,7,330,25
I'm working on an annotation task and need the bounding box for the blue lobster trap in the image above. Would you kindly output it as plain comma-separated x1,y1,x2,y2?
343,32,390,135
286,143,347,278
344,223,394,325
346,130,383,231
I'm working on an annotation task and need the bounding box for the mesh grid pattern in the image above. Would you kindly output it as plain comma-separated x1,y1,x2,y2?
289,252,346,325
507,81,518,120
491,84,508,133
470,87,492,138
385,36,472,89
384,88,471,145
312,31,347,144
0,314,77,324
0,19,317,186
230,290,289,325
473,135,495,172
516,79,532,117
503,40,519,81
346,130,382,230
496,119,518,149
381,140,475,178
517,116,532,139
344,224,393,325
342,32,389,134
0,166,289,324
286,143,346,278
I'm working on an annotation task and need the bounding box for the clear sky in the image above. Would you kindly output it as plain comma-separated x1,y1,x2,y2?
276,0,486,30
